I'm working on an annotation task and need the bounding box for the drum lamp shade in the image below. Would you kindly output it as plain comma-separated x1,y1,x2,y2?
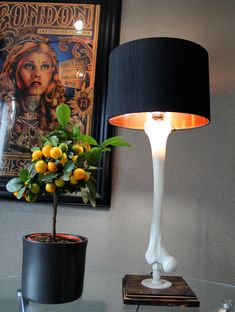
106,37,210,130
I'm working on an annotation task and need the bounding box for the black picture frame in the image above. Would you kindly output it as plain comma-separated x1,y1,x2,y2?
0,0,122,207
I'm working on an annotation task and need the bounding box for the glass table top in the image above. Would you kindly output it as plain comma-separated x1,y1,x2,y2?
0,273,234,312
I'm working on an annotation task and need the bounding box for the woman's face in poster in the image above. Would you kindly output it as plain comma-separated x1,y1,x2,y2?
16,51,53,96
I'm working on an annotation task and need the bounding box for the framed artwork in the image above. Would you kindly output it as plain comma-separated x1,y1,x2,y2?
0,0,122,206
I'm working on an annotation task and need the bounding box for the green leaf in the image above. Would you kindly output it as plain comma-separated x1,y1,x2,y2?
89,195,96,208
76,155,84,168
80,187,89,204
100,147,111,152
82,184,96,207
38,173,45,182
28,164,35,175
64,160,76,173
86,147,102,165
100,136,131,148
49,136,59,146
42,137,52,146
17,186,26,199
78,180,86,189
6,178,24,192
63,140,72,145
60,172,70,181
42,135,59,147
67,151,74,159
79,135,98,146
72,125,81,137
41,172,60,182
56,103,71,127
19,169,29,182
87,165,98,171
86,179,97,197
31,147,40,152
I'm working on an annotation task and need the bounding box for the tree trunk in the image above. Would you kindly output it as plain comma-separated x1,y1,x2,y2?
52,192,59,240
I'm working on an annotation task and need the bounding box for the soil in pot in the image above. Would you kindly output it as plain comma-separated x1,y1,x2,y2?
27,233,83,243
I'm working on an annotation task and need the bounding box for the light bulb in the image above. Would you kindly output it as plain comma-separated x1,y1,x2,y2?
74,20,83,33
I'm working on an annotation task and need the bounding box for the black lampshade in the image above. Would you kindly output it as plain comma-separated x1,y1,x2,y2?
106,37,210,130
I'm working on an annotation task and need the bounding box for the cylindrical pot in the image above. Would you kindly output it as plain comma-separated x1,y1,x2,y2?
22,233,88,304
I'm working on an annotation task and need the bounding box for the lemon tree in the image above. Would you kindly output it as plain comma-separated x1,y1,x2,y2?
6,103,130,240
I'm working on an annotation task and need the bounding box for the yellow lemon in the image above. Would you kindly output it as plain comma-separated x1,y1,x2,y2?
72,144,84,155
55,179,65,188
32,150,43,160
45,182,56,193
30,183,40,194
59,153,68,164
50,147,63,160
73,168,86,180
83,143,91,152
69,175,78,185
42,145,52,158
25,192,37,202
35,160,47,173
84,172,90,181
47,161,58,172
72,155,78,162
25,193,31,202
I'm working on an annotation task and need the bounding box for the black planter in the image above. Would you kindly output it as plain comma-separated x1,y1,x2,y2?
22,233,88,304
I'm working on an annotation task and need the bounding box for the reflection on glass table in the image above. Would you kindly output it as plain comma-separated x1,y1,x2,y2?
0,273,234,312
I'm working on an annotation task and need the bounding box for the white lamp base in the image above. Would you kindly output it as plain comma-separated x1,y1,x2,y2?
141,278,172,289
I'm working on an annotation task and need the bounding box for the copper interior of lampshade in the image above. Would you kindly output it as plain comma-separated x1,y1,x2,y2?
109,112,209,130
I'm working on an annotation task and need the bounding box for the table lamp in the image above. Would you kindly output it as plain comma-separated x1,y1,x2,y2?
106,37,210,306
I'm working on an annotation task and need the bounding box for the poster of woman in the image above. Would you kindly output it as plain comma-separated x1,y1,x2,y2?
0,1,100,177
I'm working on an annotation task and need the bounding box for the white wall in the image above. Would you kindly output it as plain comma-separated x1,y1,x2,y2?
0,0,234,285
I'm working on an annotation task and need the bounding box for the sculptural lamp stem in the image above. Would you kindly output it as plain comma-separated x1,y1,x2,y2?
142,113,177,289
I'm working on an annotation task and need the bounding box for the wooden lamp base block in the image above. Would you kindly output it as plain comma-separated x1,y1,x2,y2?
122,275,200,307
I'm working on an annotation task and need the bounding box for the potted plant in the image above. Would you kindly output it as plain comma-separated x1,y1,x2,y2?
6,103,129,304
